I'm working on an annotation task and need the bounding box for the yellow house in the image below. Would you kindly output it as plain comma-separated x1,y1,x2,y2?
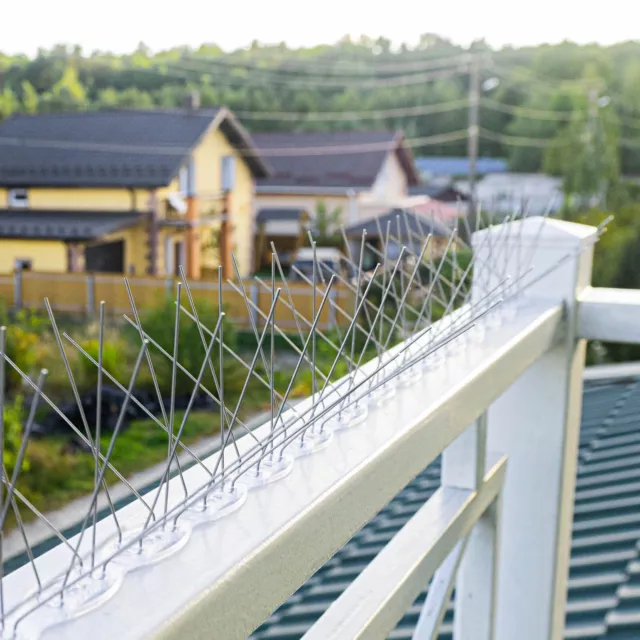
0,103,270,278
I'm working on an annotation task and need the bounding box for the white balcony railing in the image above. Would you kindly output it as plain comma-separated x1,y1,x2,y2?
4,217,639,640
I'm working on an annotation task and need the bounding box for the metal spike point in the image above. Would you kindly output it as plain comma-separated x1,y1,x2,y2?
239,275,337,461
62,332,214,479
124,278,191,493
227,256,308,441
121,313,263,452
211,287,283,483
141,314,224,529
1,352,156,520
296,252,389,355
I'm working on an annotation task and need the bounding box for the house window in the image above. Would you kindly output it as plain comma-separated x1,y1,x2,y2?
221,156,236,192
14,258,32,271
8,189,29,209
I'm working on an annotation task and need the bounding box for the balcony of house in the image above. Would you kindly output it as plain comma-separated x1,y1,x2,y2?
4,215,640,640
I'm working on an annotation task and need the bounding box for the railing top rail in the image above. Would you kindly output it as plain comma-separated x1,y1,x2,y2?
5,301,563,640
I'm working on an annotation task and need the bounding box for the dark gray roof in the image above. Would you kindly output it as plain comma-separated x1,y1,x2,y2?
253,377,640,640
256,208,310,223
253,131,420,190
0,108,269,188
0,210,142,241
345,209,450,239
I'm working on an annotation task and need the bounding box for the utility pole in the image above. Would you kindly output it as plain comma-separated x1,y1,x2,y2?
587,84,605,208
467,54,480,218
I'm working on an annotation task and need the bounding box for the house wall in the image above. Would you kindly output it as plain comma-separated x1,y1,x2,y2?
371,151,409,202
255,193,352,226
0,121,256,277
254,151,411,237
192,126,255,276
1,188,152,211
0,240,67,273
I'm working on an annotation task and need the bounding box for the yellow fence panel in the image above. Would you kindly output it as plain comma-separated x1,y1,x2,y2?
94,275,168,316
21,272,88,312
9,270,355,332
0,275,14,308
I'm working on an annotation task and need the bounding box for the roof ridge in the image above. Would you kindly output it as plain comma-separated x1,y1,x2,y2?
4,107,222,122
253,129,397,139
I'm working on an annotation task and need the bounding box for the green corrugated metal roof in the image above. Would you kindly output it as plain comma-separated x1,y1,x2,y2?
253,378,640,640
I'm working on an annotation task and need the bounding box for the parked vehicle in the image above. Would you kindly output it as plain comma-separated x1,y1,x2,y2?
288,247,351,282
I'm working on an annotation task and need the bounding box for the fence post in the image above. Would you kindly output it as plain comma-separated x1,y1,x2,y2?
328,287,338,330
86,273,96,317
13,269,22,310
469,218,597,640
250,282,260,329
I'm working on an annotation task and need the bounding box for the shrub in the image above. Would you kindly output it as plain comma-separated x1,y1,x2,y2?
3,394,28,477
75,337,126,392
3,326,39,391
123,297,242,397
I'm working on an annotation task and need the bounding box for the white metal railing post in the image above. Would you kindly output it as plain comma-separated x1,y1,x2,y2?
438,412,501,640
471,218,597,640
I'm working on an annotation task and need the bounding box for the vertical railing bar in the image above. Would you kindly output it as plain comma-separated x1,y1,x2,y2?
411,537,468,640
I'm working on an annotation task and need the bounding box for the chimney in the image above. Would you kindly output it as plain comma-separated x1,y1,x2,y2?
183,90,201,111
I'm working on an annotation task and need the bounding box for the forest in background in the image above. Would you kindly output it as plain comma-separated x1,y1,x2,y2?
0,36,640,184
1,34,640,361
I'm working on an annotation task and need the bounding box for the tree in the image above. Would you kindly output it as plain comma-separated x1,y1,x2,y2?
0,38,639,178
0,88,18,120
20,81,39,113
544,89,620,212
313,200,343,244
40,66,87,112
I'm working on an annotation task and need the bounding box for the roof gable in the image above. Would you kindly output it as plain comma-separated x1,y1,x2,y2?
0,108,269,188
254,131,419,191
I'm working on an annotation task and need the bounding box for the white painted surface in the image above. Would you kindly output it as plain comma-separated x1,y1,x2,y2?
472,217,597,640
579,286,640,343
371,150,409,202
303,457,506,640
412,539,467,640
453,499,501,640
5,303,562,640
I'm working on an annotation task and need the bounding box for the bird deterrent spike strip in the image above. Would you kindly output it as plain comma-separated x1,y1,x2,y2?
0,212,608,639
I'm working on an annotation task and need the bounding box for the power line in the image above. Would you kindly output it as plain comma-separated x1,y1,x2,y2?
141,59,471,89
490,63,602,92
618,113,640,130
176,51,476,76
479,128,567,148
235,99,468,121
481,98,573,121
619,137,640,149
0,130,468,158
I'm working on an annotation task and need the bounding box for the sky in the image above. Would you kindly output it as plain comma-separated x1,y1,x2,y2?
3,0,639,56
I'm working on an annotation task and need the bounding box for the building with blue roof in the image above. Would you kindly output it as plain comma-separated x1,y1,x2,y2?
415,157,509,180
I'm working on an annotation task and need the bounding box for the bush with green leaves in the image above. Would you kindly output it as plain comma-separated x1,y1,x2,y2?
123,297,243,398
75,337,126,392
3,394,27,477
3,326,40,391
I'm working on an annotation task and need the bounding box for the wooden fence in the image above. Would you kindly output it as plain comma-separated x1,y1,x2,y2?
0,271,354,330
